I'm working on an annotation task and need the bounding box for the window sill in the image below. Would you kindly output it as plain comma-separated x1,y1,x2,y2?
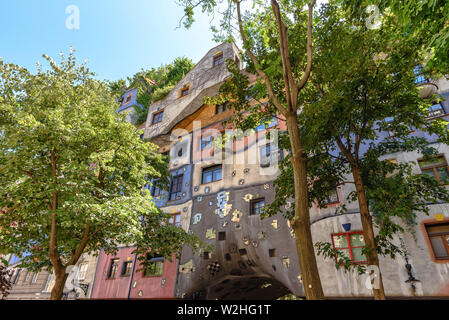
199,179,222,186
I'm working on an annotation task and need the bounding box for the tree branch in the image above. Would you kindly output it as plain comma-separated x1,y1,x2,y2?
234,0,287,116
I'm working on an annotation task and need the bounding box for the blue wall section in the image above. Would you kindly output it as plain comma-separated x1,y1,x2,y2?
150,164,192,207
117,88,144,113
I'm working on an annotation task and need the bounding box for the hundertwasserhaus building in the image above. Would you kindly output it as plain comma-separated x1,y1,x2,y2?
91,42,449,299
5,42,448,299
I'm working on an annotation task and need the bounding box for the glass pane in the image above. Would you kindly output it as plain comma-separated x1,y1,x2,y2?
436,167,449,184
349,234,365,247
213,169,222,181
333,235,348,248
422,169,437,180
351,247,367,262
203,172,212,184
430,236,449,258
419,157,446,168
338,249,351,260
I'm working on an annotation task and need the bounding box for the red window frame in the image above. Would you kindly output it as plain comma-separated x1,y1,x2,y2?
169,213,181,227
331,231,367,264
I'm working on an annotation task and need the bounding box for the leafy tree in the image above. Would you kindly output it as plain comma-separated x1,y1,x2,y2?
268,2,449,299
0,51,201,300
176,0,326,299
342,0,449,75
0,262,12,300
110,57,195,125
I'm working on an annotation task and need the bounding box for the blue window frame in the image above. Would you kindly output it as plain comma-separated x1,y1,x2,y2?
200,136,214,150
202,165,222,184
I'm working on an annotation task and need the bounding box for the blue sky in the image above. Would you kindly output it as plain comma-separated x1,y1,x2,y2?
0,0,218,81
0,0,327,82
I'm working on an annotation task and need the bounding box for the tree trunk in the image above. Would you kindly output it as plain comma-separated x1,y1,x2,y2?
50,268,68,300
286,112,325,300
351,165,386,300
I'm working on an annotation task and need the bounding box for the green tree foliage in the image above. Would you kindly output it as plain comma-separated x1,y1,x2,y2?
110,57,195,125
341,0,449,75
0,50,201,299
0,263,11,300
264,1,449,299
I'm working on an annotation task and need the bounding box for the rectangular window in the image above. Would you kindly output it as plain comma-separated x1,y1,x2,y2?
332,232,367,263
200,136,214,150
78,263,88,281
181,87,190,97
324,189,339,204
426,222,449,260
216,101,229,114
31,272,39,284
169,175,184,201
202,165,222,184
169,213,181,227
213,53,224,67
121,261,133,276
108,259,120,279
12,269,21,284
419,155,449,185
25,271,32,282
250,198,265,216
151,179,164,197
43,271,55,293
428,103,445,118
414,65,429,85
144,254,164,277
151,111,164,125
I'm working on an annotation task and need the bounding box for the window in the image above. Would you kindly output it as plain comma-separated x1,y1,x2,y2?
425,222,449,260
245,85,255,101
108,259,120,279
151,180,164,197
13,269,21,284
216,101,229,114
255,118,278,132
121,261,133,276
151,111,164,125
169,175,183,201
78,263,88,281
202,165,222,184
418,155,449,185
144,254,164,277
332,232,367,263
200,136,214,150
31,272,39,284
125,95,132,104
43,271,55,293
428,103,445,118
414,65,428,85
180,86,190,97
169,213,181,227
213,52,224,67
324,189,339,204
25,271,32,282
250,198,265,216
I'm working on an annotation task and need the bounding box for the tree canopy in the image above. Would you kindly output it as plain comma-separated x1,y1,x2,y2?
0,50,200,299
109,57,195,124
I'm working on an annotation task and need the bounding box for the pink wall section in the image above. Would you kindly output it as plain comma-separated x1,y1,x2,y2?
91,247,178,299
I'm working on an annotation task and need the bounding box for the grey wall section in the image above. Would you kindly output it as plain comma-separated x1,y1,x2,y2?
175,182,305,299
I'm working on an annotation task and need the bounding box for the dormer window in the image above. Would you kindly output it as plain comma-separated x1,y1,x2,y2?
180,85,190,98
151,110,164,125
213,52,224,67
